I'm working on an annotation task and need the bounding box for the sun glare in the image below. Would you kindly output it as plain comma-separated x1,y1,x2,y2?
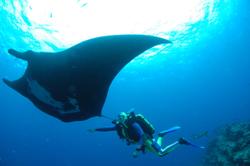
18,0,214,48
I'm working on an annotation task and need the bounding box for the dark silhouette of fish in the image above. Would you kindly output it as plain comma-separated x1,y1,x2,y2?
3,35,170,122
191,131,208,140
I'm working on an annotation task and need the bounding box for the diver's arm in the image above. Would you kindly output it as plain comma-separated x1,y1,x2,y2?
88,126,117,132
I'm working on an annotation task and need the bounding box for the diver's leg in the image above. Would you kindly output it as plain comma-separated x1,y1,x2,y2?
150,139,180,157
156,135,163,146
156,126,181,146
157,141,180,157
157,137,205,157
158,126,181,137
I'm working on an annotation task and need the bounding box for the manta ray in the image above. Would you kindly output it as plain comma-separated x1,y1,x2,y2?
3,35,170,122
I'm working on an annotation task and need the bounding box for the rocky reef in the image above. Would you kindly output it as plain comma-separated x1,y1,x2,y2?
203,122,250,166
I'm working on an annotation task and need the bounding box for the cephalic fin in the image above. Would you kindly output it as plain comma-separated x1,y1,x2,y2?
8,49,29,61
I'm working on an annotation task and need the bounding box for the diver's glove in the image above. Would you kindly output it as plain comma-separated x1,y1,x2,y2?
132,145,145,158
136,145,146,153
132,151,139,158
112,119,118,124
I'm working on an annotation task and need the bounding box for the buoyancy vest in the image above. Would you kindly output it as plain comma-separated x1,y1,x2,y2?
116,113,155,144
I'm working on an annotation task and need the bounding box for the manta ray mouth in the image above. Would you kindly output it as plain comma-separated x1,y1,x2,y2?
27,77,81,115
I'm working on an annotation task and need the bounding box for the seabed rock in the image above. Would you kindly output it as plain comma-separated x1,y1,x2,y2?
203,122,250,166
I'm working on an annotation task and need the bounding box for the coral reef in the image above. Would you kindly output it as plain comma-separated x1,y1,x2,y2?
203,122,250,166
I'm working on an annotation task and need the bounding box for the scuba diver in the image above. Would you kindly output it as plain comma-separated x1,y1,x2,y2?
88,112,205,157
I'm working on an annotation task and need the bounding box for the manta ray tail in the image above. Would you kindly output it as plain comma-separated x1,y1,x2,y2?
3,78,27,96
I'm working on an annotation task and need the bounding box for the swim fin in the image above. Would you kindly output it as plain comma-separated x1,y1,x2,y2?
179,137,205,149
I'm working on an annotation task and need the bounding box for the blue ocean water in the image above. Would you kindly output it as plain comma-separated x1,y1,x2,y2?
0,0,249,166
